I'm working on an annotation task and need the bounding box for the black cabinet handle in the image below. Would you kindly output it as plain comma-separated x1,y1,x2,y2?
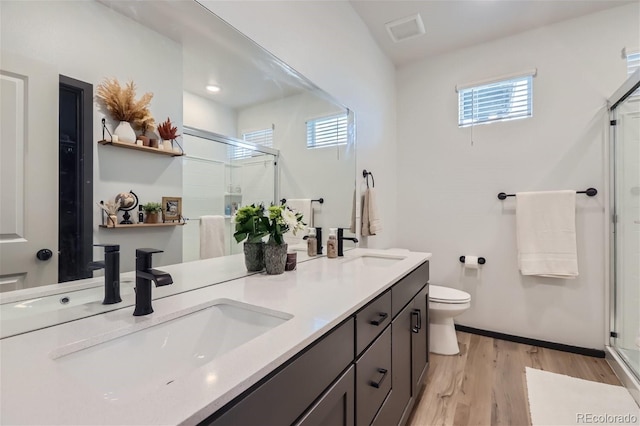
370,312,388,326
370,368,388,388
411,309,422,333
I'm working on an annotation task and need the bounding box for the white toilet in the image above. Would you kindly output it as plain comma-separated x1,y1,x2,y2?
429,285,471,355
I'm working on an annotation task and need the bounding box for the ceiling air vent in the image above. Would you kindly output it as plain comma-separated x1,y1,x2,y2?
385,13,425,43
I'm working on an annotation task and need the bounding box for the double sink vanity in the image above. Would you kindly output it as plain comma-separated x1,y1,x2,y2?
0,249,431,425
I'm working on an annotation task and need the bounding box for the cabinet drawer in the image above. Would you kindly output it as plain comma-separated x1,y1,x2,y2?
391,261,429,317
206,318,354,426
355,290,391,355
356,327,391,426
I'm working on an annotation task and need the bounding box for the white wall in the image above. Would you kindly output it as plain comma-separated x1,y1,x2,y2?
183,91,237,137
396,4,640,349
1,1,184,273
237,92,355,231
200,0,397,249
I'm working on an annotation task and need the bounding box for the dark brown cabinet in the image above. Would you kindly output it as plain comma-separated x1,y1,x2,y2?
203,261,429,426
295,366,355,426
372,283,429,426
356,327,392,425
411,285,429,394
205,318,354,426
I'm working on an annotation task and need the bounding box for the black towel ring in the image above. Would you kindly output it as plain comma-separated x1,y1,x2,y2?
363,169,375,188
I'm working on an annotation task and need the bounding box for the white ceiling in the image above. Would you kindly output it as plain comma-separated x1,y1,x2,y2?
349,0,637,67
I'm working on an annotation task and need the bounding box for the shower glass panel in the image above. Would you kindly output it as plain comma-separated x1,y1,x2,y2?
611,77,640,380
181,128,278,261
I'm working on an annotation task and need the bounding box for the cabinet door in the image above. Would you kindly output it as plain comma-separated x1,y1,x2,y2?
411,285,429,394
295,366,355,426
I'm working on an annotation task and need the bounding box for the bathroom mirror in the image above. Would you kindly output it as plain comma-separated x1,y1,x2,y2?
0,1,355,306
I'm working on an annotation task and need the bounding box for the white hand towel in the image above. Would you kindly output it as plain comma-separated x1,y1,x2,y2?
200,215,226,259
283,199,312,245
361,188,382,236
368,188,382,235
361,189,371,236
516,190,578,278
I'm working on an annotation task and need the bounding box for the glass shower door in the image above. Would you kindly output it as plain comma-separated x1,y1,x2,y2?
612,92,640,379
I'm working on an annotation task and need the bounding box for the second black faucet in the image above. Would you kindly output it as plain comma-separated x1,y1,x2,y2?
134,248,173,316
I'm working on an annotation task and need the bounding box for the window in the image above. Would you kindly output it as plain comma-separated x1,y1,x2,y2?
625,50,640,97
306,113,348,149
458,75,533,127
627,51,640,76
230,128,273,160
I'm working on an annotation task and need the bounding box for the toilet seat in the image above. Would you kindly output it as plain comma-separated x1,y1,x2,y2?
429,285,471,304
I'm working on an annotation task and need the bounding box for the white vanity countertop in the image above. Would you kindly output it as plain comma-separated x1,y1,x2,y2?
0,248,430,425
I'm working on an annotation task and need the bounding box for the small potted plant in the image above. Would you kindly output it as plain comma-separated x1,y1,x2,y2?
157,117,180,151
264,204,305,274
141,202,162,223
233,204,269,271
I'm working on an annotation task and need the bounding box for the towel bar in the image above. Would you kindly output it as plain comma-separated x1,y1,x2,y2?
280,198,324,204
497,188,597,200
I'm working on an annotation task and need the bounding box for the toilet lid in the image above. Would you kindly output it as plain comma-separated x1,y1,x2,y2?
429,285,471,303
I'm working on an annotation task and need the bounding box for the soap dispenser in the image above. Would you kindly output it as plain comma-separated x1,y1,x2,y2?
327,228,338,259
306,228,318,256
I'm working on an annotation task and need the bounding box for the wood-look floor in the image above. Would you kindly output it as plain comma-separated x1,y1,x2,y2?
408,331,621,426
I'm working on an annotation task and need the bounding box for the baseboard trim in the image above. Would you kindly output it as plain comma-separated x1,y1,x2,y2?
455,324,606,358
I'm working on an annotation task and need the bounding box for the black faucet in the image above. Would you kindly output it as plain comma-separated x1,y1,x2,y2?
88,244,121,305
134,248,173,316
337,228,359,257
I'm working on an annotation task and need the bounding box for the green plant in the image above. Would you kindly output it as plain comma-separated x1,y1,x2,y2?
233,204,269,244
141,202,162,213
266,204,305,245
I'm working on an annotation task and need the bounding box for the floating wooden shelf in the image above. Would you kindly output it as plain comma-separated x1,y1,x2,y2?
99,222,185,229
98,139,184,157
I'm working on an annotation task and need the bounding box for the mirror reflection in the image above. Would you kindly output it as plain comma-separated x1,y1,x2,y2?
0,0,355,314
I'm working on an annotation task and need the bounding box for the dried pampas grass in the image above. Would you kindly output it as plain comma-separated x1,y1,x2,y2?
96,78,153,131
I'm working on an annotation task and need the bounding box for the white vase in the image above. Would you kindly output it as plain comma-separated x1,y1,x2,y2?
114,121,136,144
162,139,173,151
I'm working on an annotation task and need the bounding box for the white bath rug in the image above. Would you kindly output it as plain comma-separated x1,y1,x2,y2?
525,367,639,426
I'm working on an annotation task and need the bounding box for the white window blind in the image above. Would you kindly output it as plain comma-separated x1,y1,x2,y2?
230,128,273,160
627,52,640,75
458,75,533,127
306,114,348,149
626,51,640,97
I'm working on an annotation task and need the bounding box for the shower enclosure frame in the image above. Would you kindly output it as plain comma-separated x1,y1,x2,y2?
607,68,640,405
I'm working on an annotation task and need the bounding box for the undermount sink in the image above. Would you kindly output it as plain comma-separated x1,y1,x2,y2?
53,299,292,402
342,254,405,268
0,281,134,321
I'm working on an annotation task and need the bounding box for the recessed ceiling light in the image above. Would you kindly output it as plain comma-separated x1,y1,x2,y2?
385,13,425,43
206,85,221,93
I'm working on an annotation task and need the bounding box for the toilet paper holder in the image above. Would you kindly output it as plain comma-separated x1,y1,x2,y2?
459,256,486,265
